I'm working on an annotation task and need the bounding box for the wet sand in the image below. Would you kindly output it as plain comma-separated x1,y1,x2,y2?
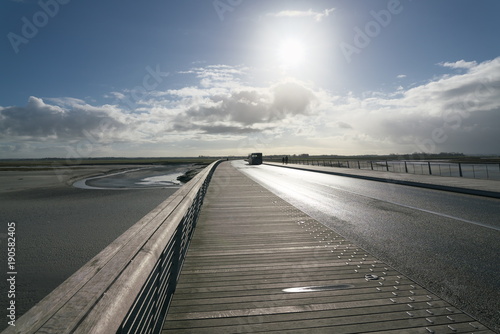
76,165,190,189
0,165,188,330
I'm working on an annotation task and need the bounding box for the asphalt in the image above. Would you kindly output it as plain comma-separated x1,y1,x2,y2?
264,162,500,199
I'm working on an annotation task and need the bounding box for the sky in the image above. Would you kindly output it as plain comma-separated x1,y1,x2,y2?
1,0,499,159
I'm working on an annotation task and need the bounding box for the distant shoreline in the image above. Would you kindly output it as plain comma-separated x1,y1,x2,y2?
0,157,218,168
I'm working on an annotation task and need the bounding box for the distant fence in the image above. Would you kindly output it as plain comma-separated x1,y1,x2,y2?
265,158,500,181
5,160,221,334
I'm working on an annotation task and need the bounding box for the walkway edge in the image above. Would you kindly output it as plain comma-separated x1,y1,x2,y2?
264,163,500,199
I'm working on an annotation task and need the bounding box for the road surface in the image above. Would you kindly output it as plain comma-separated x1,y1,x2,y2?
233,160,500,332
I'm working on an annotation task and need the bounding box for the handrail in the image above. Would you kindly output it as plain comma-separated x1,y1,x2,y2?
265,158,500,180
3,160,222,334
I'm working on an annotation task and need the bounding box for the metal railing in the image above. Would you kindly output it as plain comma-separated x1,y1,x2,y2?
4,160,221,334
265,158,500,181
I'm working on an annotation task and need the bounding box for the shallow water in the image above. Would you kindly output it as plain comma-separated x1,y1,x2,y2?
73,165,190,189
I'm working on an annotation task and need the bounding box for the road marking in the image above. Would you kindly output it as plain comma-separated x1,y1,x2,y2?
239,162,500,232
322,184,500,232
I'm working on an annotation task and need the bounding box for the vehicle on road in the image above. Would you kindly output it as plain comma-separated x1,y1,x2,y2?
247,152,263,165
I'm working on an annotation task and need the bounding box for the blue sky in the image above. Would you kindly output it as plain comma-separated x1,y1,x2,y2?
1,0,499,158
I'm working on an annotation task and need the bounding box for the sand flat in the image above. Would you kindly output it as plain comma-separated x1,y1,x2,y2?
0,165,136,193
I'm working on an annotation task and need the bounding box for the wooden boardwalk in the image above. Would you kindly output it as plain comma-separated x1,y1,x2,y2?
162,161,493,333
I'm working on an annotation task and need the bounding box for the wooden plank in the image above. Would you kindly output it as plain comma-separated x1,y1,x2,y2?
164,302,452,329
169,285,418,306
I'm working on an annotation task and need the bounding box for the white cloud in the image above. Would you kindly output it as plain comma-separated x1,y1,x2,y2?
0,96,127,143
105,92,126,100
323,57,500,154
268,8,335,22
439,60,478,69
169,79,317,135
397,74,407,78
187,64,248,90
1,58,499,157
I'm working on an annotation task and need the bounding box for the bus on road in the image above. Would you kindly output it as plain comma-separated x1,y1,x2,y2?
247,153,263,165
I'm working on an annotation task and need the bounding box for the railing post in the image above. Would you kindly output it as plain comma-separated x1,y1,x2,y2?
370,161,373,170
458,162,463,177
358,161,361,169
386,161,389,171
172,220,183,282
347,161,350,168
428,161,432,175
404,161,408,173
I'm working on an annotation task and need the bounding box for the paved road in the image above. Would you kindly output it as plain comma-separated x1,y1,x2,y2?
233,160,500,332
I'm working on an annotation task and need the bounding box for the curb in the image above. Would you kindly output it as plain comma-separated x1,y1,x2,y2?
263,163,500,199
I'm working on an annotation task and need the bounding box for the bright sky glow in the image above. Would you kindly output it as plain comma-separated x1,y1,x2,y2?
1,0,499,158
277,38,306,69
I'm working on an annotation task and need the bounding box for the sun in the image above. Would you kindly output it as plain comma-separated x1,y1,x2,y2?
277,38,306,69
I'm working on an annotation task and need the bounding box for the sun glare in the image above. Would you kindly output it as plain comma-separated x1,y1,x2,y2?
277,38,306,69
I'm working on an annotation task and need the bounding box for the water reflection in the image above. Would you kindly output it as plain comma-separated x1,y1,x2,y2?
73,166,189,190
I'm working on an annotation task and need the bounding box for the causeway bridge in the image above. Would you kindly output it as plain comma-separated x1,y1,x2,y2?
3,160,497,333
